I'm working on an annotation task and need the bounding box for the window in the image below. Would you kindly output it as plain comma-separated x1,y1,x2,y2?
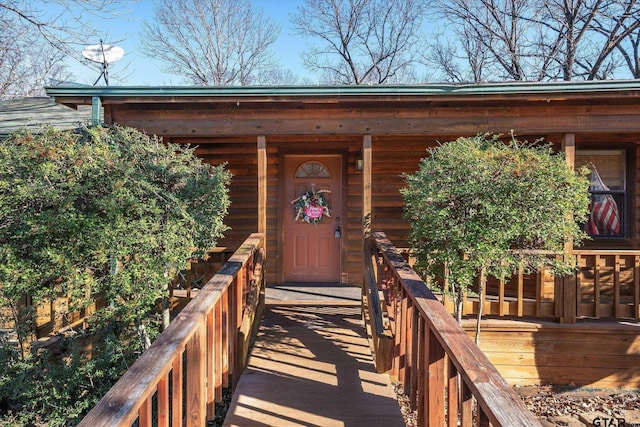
575,150,626,238
295,161,331,178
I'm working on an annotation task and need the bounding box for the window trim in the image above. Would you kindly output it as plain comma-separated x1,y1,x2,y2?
575,145,635,245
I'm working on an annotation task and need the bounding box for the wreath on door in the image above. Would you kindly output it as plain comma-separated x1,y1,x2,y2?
291,189,331,225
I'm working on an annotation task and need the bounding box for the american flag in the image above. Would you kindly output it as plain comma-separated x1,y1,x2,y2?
588,167,621,235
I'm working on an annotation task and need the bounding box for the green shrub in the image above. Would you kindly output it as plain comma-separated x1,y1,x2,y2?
402,134,590,326
0,125,231,424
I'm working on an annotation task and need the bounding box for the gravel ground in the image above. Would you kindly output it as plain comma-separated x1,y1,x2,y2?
393,384,640,426
517,386,640,419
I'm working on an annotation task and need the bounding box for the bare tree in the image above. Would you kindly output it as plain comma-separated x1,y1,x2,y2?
254,68,311,86
0,1,135,98
291,0,426,84
426,27,492,83
0,18,71,98
616,25,640,77
428,0,640,82
591,1,640,78
141,0,280,86
534,0,640,80
428,0,544,81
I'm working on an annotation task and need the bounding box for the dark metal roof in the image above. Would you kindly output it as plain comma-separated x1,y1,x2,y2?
45,80,640,99
0,97,93,138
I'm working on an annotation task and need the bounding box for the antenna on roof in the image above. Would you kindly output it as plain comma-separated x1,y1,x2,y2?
82,40,124,86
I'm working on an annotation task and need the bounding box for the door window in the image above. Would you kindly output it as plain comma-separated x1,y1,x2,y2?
295,161,331,178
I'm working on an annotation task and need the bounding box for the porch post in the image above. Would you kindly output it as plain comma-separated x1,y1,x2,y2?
257,136,267,244
363,135,372,239
559,133,577,323
91,96,101,126
562,134,575,170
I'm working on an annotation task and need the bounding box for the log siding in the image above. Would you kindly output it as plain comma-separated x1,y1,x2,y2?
48,83,640,286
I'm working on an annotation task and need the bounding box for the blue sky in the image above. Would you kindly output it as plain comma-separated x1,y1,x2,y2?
66,0,306,86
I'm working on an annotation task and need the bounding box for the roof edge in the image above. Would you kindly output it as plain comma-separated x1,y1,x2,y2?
45,80,640,98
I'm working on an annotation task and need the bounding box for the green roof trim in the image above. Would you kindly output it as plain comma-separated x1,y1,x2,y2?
45,80,640,98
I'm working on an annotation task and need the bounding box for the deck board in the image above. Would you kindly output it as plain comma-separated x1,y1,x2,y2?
223,284,405,427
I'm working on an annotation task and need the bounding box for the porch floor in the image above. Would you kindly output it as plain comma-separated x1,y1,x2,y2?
222,283,406,427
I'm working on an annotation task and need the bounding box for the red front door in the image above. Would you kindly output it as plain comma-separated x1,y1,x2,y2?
283,155,342,282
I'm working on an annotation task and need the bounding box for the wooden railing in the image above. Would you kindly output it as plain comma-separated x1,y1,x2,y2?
78,233,265,427
403,249,640,323
365,232,541,426
573,250,640,321
170,248,234,301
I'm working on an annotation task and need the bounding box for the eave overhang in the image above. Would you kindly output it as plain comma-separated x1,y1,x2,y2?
45,80,640,107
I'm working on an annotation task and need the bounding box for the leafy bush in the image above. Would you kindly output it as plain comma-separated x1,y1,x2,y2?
402,134,590,325
0,125,231,424
0,330,133,426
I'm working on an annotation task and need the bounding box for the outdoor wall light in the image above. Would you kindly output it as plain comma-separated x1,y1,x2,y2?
356,151,364,171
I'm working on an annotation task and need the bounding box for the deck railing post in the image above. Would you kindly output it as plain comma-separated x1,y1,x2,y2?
447,359,459,427
460,382,473,426
404,297,418,407
561,255,578,324
185,322,206,426
594,254,601,318
172,355,183,425
222,289,230,388
157,373,170,426
554,255,566,322
398,287,408,385
206,309,215,420
229,279,238,389
215,300,223,402
614,255,621,318
408,303,419,409
418,316,428,426
428,328,445,426
138,398,151,427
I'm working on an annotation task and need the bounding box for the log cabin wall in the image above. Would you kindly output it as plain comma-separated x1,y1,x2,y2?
149,135,365,285
49,83,640,286
106,117,640,286
176,137,259,251
370,136,428,249
369,135,468,249
142,133,449,285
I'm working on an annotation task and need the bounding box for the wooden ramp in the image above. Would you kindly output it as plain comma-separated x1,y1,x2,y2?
223,284,405,427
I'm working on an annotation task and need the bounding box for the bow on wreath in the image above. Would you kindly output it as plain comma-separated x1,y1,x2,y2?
291,189,331,225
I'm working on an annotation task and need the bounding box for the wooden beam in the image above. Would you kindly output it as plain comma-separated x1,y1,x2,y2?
257,136,267,240
108,105,640,137
560,134,577,323
363,135,372,239
562,133,576,171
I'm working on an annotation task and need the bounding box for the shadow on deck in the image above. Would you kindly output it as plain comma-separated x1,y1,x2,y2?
223,283,406,427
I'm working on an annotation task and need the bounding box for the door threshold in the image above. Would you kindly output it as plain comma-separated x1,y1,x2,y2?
265,282,361,305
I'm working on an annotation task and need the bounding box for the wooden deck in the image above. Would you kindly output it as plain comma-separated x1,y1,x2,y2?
223,283,406,427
